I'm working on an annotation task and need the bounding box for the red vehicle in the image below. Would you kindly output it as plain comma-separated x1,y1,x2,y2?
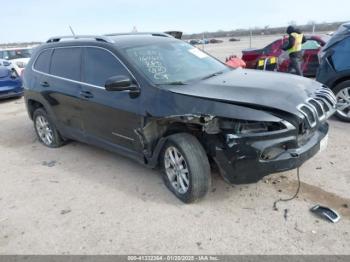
242,35,330,76
225,55,246,68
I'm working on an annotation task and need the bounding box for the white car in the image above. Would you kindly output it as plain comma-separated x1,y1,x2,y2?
0,59,12,69
0,47,33,75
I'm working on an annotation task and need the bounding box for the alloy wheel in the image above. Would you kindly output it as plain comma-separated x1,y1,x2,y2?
336,87,350,120
35,115,54,146
164,146,190,194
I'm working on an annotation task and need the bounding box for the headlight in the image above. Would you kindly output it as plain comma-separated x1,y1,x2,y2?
220,119,294,135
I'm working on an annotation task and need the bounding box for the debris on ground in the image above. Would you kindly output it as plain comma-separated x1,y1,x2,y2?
310,205,341,223
294,222,304,233
60,209,71,215
42,160,57,167
284,209,289,221
196,242,203,249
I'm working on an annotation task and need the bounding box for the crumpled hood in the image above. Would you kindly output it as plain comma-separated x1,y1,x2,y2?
166,69,322,116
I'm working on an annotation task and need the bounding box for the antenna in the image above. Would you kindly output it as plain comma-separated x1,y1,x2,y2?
69,25,76,38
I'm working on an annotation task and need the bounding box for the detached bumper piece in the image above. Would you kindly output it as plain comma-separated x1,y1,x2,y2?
213,122,329,184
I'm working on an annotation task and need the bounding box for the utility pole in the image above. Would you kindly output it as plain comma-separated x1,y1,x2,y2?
249,28,252,48
202,32,205,50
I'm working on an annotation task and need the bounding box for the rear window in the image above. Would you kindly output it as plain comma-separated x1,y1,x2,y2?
302,40,321,50
34,49,52,73
50,47,81,81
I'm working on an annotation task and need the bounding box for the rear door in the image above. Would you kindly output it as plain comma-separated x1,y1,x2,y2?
80,47,142,152
46,47,83,138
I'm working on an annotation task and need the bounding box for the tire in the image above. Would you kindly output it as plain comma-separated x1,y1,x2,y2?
333,81,350,122
33,108,65,148
161,133,211,203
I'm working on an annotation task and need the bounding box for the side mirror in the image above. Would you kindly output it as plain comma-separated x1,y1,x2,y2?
105,75,137,92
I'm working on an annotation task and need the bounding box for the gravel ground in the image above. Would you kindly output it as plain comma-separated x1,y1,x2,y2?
0,36,349,254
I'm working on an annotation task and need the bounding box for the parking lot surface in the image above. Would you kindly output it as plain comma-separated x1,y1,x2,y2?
1,36,350,254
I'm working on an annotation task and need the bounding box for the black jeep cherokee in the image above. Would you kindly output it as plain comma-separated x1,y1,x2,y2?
24,33,336,203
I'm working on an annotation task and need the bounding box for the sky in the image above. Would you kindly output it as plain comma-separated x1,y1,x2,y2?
1,0,349,43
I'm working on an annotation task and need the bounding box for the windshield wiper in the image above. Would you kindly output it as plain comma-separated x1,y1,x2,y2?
161,81,187,85
201,70,225,80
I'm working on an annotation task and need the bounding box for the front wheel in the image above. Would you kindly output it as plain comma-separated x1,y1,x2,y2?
161,133,211,203
333,81,350,122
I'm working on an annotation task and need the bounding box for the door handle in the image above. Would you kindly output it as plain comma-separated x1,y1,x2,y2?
79,91,94,99
40,81,50,87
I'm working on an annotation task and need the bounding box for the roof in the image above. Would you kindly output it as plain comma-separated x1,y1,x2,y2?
44,33,178,49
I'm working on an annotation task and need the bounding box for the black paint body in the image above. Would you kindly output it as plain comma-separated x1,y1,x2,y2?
24,35,332,184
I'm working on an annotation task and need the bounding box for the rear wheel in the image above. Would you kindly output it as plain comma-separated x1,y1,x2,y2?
33,108,65,148
333,81,350,122
161,133,211,203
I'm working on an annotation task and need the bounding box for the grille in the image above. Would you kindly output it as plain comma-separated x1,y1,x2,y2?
298,87,336,128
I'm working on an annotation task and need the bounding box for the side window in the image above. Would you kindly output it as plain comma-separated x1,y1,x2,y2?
0,51,3,59
33,49,52,73
83,47,129,87
50,47,81,81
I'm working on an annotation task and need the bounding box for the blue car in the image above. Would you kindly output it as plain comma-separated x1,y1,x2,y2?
0,66,23,99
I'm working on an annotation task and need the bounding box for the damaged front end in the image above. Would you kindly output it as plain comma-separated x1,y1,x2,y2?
212,118,329,184
139,86,336,185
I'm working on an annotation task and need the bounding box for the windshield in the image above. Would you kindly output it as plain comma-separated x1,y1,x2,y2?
122,40,228,85
0,49,32,60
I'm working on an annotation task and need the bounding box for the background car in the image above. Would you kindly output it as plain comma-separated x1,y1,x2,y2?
316,22,350,122
229,37,240,42
0,59,13,69
189,39,200,45
0,47,33,76
0,66,23,99
242,34,330,76
209,38,224,44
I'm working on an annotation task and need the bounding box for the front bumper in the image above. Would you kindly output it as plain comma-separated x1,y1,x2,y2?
0,87,23,99
213,122,329,184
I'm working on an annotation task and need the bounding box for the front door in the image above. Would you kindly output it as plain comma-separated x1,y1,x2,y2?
80,47,142,153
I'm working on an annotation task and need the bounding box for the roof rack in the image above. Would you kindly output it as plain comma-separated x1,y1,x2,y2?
104,32,171,38
46,35,114,43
